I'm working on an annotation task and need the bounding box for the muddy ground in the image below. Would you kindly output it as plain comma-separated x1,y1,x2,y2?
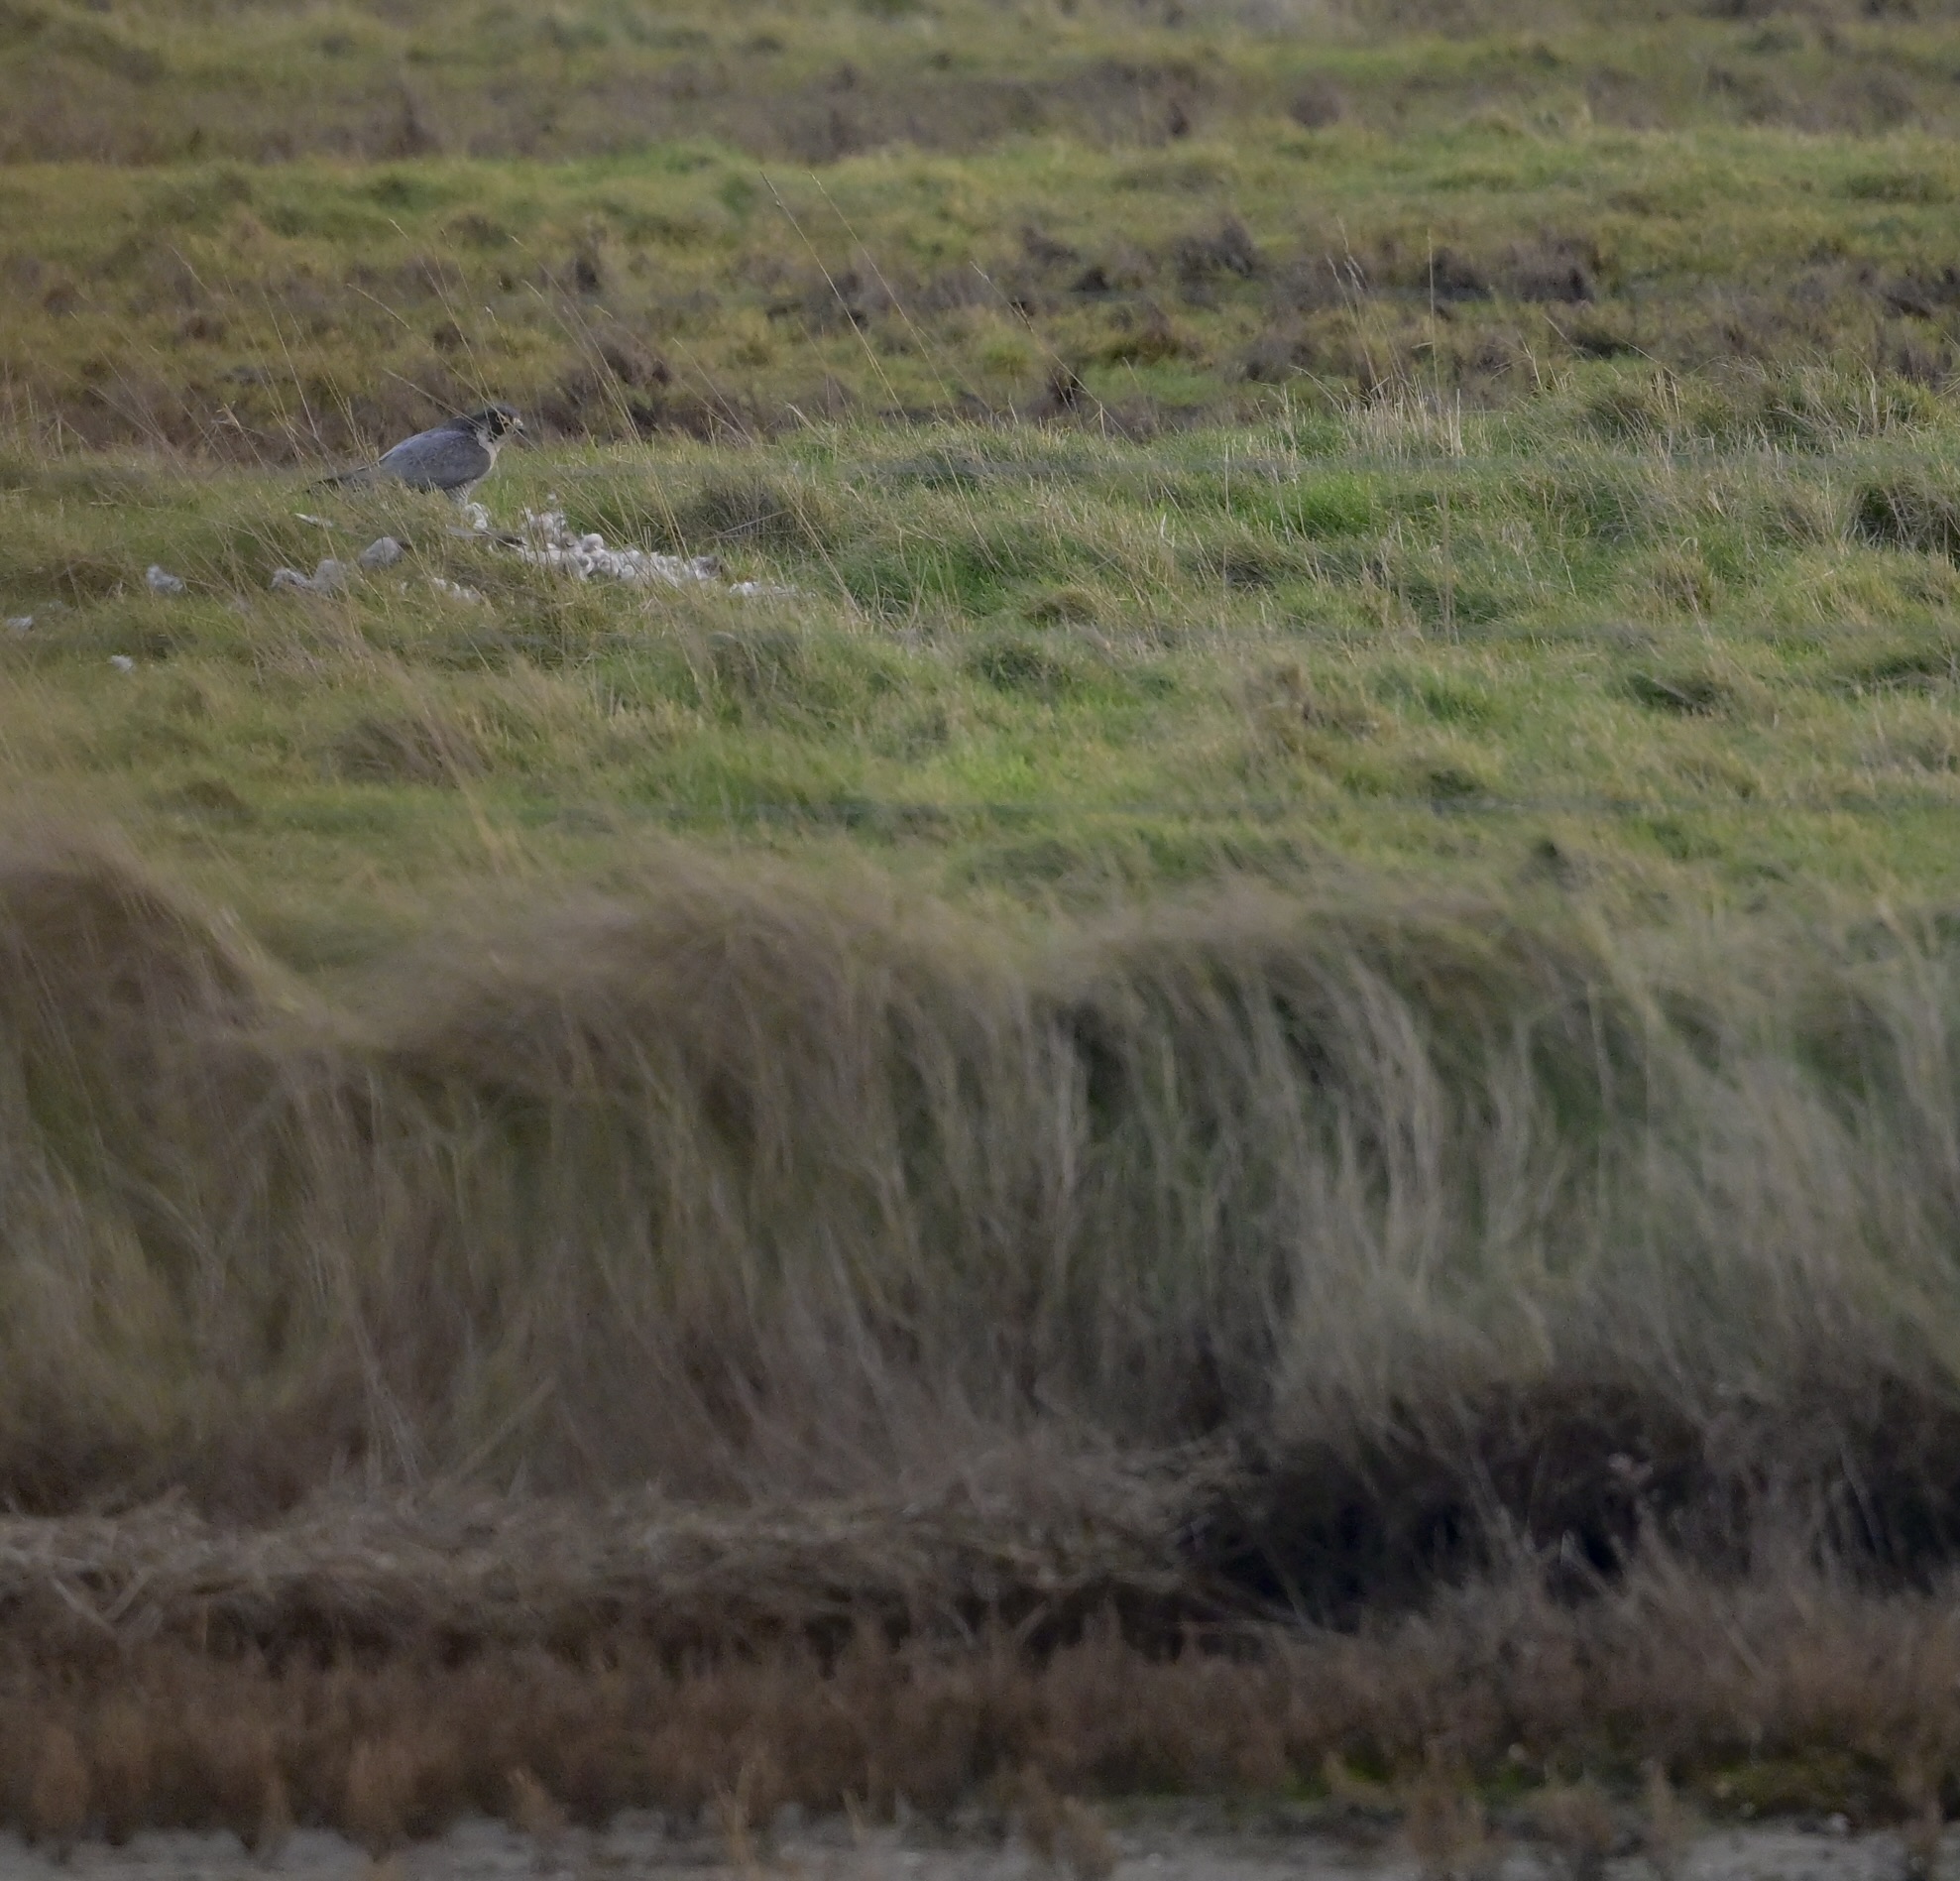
0,1816,1924,1881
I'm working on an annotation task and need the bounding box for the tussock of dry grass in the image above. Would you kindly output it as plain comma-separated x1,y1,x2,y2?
10,803,1960,1840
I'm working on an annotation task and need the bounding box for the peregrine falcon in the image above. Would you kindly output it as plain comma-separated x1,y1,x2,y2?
316,404,523,502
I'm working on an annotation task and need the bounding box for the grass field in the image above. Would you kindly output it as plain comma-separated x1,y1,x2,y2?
10,0,1960,168
12,0,1960,1849
19,400,1960,964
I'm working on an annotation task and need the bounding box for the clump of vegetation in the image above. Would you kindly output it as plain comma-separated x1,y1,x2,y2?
8,832,1960,1830
1854,475,1960,559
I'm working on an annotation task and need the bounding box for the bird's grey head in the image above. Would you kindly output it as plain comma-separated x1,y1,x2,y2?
460,404,524,444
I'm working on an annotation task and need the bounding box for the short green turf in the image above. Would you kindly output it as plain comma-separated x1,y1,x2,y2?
8,395,1960,968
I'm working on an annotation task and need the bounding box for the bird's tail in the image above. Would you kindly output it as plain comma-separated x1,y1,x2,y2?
309,467,376,492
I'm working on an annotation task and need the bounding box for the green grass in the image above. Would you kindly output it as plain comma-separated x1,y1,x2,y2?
9,84,1960,972
9,398,1960,962
10,121,1960,453
7,0,1960,168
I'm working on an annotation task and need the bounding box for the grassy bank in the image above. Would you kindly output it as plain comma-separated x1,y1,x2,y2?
9,832,1960,1559
11,0,1960,1835
12,829,1960,1829
0,1557,1956,1851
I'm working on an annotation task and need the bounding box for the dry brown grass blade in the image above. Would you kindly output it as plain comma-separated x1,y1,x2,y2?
1406,1757,1501,1881
1642,1763,1692,1881
345,1738,405,1856
1533,1782,1618,1881
252,1767,294,1865
29,1725,90,1858
1056,1798,1119,1881
90,1701,152,1848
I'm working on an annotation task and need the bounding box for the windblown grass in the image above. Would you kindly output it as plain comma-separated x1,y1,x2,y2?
11,828,1960,1609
